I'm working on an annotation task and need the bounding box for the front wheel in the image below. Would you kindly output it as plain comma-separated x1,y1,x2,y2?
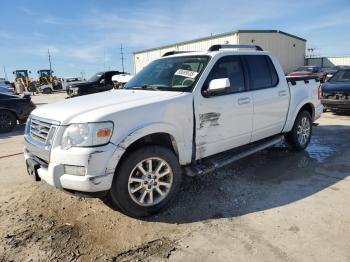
285,111,312,151
109,146,182,218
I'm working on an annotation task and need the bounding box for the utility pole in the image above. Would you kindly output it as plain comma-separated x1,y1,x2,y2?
120,44,125,73
3,65,8,80
48,49,52,74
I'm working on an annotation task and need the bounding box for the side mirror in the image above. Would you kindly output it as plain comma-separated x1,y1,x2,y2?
100,79,105,84
205,78,230,96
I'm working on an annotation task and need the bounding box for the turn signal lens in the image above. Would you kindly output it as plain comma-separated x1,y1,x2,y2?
96,128,112,138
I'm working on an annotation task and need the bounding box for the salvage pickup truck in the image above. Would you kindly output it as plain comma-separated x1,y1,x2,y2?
24,45,323,217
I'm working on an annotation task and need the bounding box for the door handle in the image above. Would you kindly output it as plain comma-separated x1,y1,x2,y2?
279,90,288,97
238,97,251,105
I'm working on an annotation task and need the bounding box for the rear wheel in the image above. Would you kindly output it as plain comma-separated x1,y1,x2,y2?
109,146,182,217
0,110,17,133
285,111,312,151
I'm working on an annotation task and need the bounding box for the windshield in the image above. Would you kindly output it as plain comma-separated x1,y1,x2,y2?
329,70,350,83
88,72,103,82
125,56,210,92
39,71,51,77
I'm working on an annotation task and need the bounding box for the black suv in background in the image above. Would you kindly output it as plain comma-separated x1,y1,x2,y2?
67,71,124,97
321,69,350,112
0,93,36,132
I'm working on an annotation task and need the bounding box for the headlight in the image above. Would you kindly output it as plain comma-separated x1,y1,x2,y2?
61,122,113,149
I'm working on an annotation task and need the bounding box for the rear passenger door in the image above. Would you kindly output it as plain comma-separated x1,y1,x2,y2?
243,55,290,142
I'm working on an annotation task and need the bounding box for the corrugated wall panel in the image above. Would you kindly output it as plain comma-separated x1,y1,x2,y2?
133,34,238,73
306,57,350,67
134,32,305,74
238,32,305,73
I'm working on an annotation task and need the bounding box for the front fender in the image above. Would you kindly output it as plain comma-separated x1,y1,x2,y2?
105,122,192,175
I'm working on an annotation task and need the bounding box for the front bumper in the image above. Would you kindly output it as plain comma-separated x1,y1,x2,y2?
24,143,117,193
321,99,350,111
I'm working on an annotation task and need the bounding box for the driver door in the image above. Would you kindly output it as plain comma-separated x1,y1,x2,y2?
194,55,253,159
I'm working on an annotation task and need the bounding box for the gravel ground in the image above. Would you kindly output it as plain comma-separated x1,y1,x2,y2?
0,93,349,261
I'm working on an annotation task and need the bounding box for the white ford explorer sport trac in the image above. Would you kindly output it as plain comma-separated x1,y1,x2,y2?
24,44,323,217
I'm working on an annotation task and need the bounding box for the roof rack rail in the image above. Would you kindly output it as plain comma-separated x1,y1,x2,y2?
208,44,263,51
162,51,192,57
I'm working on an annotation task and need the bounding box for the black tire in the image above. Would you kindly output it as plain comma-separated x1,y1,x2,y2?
285,111,312,151
0,110,17,133
43,88,52,94
109,146,182,218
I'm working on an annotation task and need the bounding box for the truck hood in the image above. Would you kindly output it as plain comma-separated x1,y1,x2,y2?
31,89,184,124
322,82,350,93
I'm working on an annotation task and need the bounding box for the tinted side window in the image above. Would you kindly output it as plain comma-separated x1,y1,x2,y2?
245,55,278,90
204,56,246,94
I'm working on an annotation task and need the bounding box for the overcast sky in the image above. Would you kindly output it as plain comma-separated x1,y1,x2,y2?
0,0,349,80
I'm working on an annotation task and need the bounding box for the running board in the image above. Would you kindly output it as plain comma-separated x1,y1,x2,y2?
186,135,283,176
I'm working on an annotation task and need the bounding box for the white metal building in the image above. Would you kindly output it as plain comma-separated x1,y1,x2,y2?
133,30,306,74
306,56,350,67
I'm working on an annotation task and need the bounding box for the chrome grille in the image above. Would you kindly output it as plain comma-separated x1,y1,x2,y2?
30,118,56,145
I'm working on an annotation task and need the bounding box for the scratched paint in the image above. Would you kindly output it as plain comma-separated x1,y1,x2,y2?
199,112,221,128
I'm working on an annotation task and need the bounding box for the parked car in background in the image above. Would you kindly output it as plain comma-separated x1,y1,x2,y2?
0,93,35,132
321,69,350,112
112,73,134,88
288,66,327,82
62,77,86,90
24,45,322,217
0,79,14,95
322,66,350,80
66,71,123,97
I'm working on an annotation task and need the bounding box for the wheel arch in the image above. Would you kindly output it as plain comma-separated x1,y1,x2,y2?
284,101,315,133
106,123,190,178
0,108,19,120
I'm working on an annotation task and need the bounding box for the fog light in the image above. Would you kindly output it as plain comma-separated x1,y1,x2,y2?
64,165,86,176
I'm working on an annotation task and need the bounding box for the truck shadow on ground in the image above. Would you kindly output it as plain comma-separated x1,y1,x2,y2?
139,124,350,224
0,124,25,139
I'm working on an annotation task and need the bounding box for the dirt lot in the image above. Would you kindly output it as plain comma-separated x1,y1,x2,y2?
0,93,349,261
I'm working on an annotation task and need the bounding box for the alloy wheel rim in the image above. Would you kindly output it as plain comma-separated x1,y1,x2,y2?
297,116,310,146
128,157,173,207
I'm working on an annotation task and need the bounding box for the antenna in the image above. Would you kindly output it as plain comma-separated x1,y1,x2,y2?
48,49,52,74
120,44,125,73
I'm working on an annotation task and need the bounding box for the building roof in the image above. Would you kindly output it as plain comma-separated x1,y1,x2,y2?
133,30,306,55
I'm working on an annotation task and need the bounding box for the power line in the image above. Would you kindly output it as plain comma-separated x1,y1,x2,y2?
120,44,125,72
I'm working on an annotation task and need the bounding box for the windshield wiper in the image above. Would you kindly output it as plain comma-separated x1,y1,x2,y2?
128,85,160,91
